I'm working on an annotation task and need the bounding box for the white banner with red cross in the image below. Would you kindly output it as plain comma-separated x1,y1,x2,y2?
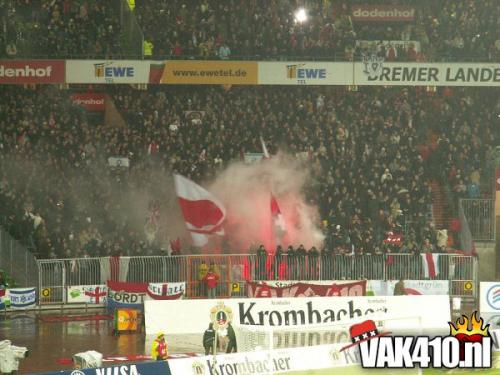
67,285,108,304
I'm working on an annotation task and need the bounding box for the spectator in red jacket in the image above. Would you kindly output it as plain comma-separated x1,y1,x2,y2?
204,266,219,299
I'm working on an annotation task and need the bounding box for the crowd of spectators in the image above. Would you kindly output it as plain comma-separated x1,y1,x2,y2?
1,0,498,60
135,0,500,61
0,85,496,260
1,0,121,58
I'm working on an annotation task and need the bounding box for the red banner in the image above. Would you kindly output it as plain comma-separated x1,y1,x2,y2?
71,93,106,111
247,280,366,298
352,5,415,22
0,60,65,84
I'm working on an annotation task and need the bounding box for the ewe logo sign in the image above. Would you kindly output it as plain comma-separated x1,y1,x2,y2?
286,63,326,83
66,60,150,84
356,62,500,86
258,62,350,85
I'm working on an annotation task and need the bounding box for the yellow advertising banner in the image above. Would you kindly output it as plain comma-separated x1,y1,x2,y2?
161,61,258,85
116,308,139,331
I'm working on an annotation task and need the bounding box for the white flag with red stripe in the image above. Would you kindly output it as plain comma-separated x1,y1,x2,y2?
174,174,226,247
260,136,270,159
261,137,287,244
421,253,439,278
271,194,286,243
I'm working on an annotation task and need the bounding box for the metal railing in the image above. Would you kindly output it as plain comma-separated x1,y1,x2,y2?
2,50,498,63
460,199,496,241
0,226,38,288
36,253,477,305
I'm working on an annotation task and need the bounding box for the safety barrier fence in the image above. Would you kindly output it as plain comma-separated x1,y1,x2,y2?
0,227,38,288
460,198,496,241
37,253,477,305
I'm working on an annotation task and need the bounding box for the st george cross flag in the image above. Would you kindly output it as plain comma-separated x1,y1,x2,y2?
174,174,226,247
421,253,440,278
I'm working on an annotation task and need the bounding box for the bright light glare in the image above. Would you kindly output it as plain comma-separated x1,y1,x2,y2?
294,8,307,23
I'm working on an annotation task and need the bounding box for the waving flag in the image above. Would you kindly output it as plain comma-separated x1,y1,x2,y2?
422,253,440,278
271,194,286,243
260,136,270,159
174,174,226,246
261,137,287,245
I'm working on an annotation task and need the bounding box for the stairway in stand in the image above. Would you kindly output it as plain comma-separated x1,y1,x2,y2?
429,180,452,230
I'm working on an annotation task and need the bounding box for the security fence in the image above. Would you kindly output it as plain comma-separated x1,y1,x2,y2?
0,227,38,288
460,199,496,241
37,253,477,305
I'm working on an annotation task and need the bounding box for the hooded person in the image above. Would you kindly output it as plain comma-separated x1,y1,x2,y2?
203,323,216,355
150,332,168,360
226,323,237,353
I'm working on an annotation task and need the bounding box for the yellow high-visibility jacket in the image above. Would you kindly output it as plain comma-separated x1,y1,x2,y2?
151,339,168,360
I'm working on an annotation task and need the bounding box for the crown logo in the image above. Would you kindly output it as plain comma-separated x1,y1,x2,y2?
449,312,489,338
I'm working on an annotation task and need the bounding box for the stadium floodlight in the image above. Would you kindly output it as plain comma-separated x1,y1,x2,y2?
294,8,307,24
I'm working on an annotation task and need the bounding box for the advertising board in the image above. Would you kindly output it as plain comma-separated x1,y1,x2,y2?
161,61,258,85
354,62,500,86
66,60,151,84
71,93,106,111
260,280,448,296
168,343,359,375
351,5,415,22
37,361,171,375
0,60,65,84
258,62,351,85
481,282,500,314
368,280,449,296
145,295,450,335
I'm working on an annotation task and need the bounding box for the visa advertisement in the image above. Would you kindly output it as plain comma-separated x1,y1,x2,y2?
36,361,171,375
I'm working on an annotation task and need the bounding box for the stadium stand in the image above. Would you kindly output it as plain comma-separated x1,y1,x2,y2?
0,85,496,259
2,1,498,60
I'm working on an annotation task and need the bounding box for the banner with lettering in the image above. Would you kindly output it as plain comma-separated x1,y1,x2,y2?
367,280,449,296
145,295,451,335
38,361,171,375
70,93,106,111
67,285,108,304
9,288,36,309
107,281,185,310
247,280,366,298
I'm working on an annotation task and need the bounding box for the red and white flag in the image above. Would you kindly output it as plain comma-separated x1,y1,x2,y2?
173,174,226,247
421,253,439,278
271,194,286,243
261,137,287,244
